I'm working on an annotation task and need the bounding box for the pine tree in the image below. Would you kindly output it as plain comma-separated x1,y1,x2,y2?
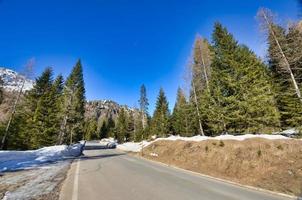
204,22,280,134
28,70,65,148
25,67,54,148
59,60,86,144
259,9,302,129
126,112,135,141
99,120,109,139
150,88,170,137
171,88,190,136
107,117,116,138
115,108,127,143
84,118,98,140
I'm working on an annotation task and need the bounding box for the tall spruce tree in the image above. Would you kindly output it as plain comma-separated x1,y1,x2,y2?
115,108,128,143
23,67,55,148
259,10,302,129
126,112,135,141
150,88,170,137
204,23,280,134
60,60,86,144
99,120,109,139
171,88,190,136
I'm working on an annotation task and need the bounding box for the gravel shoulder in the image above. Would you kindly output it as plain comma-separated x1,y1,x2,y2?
0,161,71,200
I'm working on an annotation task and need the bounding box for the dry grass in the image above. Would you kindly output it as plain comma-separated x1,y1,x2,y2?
142,138,302,196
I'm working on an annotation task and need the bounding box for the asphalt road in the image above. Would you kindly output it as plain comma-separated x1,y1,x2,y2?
59,144,292,200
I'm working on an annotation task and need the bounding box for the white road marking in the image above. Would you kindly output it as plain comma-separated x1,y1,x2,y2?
72,159,80,200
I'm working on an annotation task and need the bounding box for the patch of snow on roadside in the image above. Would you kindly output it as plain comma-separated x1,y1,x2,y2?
117,141,150,152
155,134,289,142
0,143,84,172
117,134,290,152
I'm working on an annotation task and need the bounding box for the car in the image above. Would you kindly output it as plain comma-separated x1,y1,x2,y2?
106,142,117,149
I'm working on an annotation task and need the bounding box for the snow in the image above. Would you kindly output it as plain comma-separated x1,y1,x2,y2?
279,128,299,135
117,141,151,152
0,67,34,92
117,134,290,152
0,142,84,172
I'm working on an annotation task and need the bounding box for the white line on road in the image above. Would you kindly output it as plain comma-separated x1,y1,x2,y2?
72,159,80,200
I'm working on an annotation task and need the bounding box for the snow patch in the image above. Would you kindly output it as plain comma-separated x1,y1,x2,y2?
117,141,151,152
0,142,84,172
117,134,290,152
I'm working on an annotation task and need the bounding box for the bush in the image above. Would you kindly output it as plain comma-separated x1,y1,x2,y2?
219,141,225,147
205,146,209,152
276,145,283,150
257,149,262,157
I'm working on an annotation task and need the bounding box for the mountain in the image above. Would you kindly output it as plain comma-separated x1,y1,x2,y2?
85,100,140,123
0,67,34,91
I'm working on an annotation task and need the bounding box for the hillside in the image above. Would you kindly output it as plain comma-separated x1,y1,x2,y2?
85,100,141,126
141,138,302,196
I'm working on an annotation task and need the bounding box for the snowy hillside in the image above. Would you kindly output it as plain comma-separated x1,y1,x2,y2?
0,67,34,91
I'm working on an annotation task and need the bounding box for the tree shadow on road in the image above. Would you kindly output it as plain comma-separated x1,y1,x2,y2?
80,153,126,161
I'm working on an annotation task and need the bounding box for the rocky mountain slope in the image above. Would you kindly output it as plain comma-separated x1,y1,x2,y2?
85,100,140,123
0,67,34,91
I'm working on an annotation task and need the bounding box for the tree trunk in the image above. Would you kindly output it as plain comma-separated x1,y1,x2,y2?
192,78,205,136
1,80,25,149
261,10,302,102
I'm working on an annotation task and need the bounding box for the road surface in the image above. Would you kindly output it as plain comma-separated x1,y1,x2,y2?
59,144,292,200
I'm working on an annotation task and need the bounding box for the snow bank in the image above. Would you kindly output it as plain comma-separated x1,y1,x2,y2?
0,142,84,172
155,134,289,142
117,141,151,152
117,134,290,152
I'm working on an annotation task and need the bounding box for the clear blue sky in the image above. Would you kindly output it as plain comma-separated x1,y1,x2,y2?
0,0,299,113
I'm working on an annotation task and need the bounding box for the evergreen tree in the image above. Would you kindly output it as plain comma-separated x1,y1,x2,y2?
115,108,127,143
204,23,280,134
25,67,54,148
28,70,65,148
263,15,302,129
150,88,170,137
99,120,109,139
171,88,190,136
107,117,116,138
84,118,98,140
60,60,86,144
126,112,135,141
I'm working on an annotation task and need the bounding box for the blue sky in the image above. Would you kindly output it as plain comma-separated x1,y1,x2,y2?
0,0,299,113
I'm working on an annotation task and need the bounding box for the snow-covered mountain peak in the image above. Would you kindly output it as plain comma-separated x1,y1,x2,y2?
0,67,34,91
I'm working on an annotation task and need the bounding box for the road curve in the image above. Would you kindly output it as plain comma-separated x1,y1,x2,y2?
59,145,292,200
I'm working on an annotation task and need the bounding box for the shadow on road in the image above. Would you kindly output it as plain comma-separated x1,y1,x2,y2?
84,145,109,150
80,153,126,161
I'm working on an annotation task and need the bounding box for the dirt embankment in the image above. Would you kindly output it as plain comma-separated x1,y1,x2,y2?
142,139,302,196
